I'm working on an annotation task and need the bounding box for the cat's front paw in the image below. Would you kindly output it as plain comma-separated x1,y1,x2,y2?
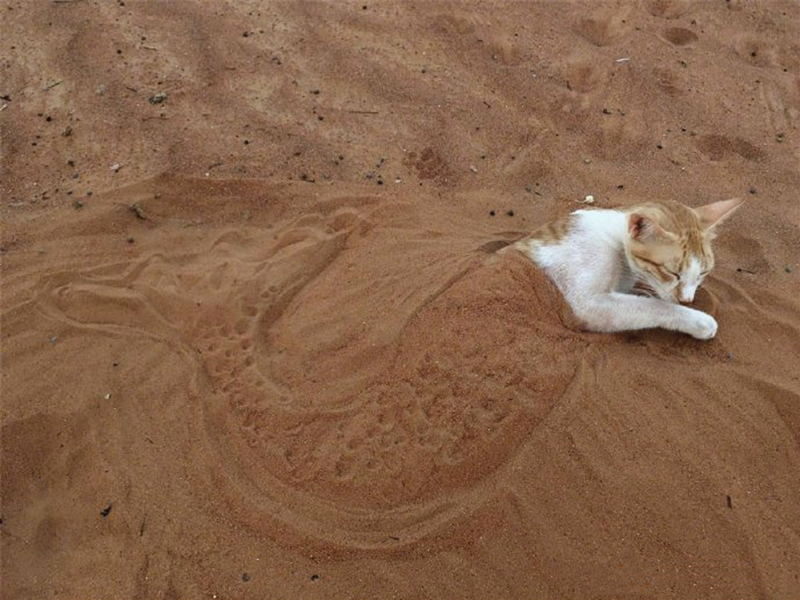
685,311,718,340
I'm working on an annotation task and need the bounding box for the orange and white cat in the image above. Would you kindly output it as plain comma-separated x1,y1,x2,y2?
514,198,744,339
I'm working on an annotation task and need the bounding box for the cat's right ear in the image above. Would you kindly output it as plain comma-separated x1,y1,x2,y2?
695,197,745,230
628,213,671,242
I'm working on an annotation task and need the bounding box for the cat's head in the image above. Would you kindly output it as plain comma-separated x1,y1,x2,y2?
625,198,744,303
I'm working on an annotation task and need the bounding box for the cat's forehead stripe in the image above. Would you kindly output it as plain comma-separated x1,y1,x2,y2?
687,257,701,278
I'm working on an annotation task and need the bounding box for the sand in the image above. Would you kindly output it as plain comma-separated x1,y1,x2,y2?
1,1,799,598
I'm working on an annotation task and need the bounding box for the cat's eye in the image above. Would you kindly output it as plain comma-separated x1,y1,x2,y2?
665,269,681,280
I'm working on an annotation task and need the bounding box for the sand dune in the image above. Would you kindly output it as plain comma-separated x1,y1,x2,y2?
2,2,799,599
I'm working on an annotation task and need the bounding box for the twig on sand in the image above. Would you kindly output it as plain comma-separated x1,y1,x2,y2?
346,109,379,115
129,203,149,220
44,80,63,91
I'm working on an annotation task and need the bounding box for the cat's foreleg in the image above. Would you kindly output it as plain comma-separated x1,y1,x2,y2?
572,292,718,339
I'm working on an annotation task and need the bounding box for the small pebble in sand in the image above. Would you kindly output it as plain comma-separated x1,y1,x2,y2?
489,210,496,217
241,573,251,582
469,165,478,173
110,163,121,172
785,266,793,273
149,92,168,104
582,195,595,204
310,574,320,582
506,210,515,217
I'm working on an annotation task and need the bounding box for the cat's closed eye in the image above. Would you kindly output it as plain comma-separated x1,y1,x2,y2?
665,269,681,280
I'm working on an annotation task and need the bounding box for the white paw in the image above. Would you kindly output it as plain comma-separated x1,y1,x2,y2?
686,311,718,340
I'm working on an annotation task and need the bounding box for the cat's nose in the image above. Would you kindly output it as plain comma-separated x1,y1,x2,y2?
679,285,697,303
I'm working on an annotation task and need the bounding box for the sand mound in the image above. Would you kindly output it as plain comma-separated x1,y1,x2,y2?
6,177,583,550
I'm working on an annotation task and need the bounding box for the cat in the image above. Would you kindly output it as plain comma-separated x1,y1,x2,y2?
513,198,744,340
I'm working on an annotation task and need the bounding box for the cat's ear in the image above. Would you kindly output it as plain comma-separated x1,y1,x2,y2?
628,213,674,242
695,197,744,230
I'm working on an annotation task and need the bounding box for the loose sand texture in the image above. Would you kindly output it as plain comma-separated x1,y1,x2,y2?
1,1,799,599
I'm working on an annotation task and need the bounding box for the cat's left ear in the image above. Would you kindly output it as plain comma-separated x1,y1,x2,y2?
695,197,744,230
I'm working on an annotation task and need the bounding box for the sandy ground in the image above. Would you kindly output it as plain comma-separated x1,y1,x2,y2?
1,1,799,598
